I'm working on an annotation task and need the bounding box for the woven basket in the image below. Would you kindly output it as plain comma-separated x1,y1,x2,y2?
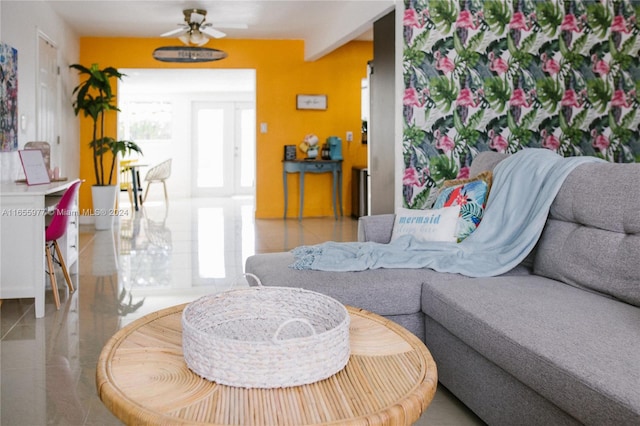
182,275,350,388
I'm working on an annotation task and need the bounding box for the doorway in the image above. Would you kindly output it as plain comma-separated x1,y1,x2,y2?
118,69,256,200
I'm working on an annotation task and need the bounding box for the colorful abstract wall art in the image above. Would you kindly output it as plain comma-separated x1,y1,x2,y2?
402,0,640,209
1,43,18,152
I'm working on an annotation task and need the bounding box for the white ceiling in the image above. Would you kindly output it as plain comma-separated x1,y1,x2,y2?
45,0,395,60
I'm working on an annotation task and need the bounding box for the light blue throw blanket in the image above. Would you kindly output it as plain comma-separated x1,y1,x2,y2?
290,149,604,277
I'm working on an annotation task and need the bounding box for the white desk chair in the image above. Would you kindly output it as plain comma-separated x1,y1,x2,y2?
143,159,172,203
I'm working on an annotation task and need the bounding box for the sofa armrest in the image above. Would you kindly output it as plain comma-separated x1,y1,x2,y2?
357,214,395,243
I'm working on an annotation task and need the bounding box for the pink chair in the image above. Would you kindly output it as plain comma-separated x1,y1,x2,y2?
45,180,81,310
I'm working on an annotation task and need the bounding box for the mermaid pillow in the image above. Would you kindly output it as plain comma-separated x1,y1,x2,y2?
391,206,461,243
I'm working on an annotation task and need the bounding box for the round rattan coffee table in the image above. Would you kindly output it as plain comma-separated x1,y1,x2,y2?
96,304,438,425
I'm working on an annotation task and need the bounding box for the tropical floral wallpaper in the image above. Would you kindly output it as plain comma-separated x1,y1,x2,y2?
402,0,640,209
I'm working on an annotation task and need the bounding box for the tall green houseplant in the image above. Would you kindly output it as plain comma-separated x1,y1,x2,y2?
70,63,142,186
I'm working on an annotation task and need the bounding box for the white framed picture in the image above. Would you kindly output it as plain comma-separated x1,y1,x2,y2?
296,94,327,110
18,149,51,185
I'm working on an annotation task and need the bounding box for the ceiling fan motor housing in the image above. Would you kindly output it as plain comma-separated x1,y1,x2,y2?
184,9,207,25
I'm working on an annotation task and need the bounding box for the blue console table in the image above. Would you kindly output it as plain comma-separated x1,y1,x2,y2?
283,160,343,219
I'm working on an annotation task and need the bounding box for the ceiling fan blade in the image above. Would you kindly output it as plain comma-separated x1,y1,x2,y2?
201,27,226,39
161,27,188,37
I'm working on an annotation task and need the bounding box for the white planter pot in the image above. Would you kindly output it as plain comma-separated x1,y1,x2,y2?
92,185,118,230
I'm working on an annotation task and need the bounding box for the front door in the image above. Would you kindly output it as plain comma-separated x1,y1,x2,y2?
191,101,255,197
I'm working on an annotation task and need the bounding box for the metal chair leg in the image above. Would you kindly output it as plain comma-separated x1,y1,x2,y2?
143,182,151,203
162,181,169,203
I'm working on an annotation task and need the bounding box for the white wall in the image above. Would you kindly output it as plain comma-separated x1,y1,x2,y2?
0,1,80,182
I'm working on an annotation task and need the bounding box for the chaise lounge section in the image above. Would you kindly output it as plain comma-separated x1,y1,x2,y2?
245,151,640,425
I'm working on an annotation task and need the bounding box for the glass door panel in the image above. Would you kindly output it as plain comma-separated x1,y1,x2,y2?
192,102,255,197
196,107,225,189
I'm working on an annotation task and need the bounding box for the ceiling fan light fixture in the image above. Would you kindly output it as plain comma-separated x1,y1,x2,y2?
191,30,208,46
178,29,209,46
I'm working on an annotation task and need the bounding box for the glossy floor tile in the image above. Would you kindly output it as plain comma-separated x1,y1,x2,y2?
0,196,483,425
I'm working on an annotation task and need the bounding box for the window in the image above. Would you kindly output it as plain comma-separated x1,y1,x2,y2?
118,101,173,141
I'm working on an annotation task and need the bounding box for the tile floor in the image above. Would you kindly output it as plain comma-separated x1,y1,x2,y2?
0,196,483,425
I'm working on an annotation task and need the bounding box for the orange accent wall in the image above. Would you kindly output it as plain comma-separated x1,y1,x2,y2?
77,38,371,218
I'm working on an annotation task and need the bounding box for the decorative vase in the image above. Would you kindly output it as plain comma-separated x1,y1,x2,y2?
307,147,318,159
92,185,118,230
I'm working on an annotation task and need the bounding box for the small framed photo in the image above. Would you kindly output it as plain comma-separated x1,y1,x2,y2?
284,145,297,160
296,94,327,110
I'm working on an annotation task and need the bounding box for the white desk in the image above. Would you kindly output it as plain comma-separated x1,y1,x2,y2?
0,179,81,318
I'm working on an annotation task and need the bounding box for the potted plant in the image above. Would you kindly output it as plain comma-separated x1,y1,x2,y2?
70,63,142,229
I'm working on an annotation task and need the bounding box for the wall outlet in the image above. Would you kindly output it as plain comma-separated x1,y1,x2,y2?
346,131,353,142
260,123,268,133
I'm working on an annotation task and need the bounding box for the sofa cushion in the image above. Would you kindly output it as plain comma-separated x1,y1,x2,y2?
535,162,640,306
245,252,471,317
357,213,395,243
421,275,640,424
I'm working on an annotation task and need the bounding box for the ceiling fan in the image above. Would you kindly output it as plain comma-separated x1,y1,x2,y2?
160,9,247,46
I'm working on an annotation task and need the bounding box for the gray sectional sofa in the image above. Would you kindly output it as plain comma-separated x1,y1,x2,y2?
245,151,640,425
